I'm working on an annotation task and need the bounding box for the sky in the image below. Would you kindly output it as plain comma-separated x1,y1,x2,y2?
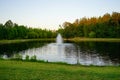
0,0,120,30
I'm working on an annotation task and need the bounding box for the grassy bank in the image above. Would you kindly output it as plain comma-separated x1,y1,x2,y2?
0,38,55,44
0,60,120,80
67,38,120,42
0,38,120,44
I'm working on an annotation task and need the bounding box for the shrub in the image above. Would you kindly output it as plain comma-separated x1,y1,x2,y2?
30,55,37,61
12,54,22,60
89,31,96,38
25,55,29,61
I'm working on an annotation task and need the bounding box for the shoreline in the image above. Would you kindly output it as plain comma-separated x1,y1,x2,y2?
0,38,120,44
66,37,120,42
0,38,55,44
1,59,119,67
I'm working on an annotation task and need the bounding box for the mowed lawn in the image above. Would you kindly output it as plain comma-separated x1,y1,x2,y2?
0,60,120,80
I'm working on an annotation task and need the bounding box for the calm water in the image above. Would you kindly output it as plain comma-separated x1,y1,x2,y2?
0,41,120,66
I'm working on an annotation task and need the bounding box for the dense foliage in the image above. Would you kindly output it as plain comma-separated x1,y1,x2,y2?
0,12,120,40
0,20,56,40
58,12,120,38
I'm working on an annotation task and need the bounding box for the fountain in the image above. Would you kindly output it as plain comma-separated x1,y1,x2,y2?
56,33,63,45
2,33,117,66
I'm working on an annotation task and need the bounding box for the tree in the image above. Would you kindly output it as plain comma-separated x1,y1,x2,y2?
4,20,14,28
0,24,5,39
28,31,39,38
58,12,120,38
89,31,96,38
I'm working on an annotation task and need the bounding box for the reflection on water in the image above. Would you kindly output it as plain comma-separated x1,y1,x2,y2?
0,41,120,66
22,43,76,64
0,41,49,57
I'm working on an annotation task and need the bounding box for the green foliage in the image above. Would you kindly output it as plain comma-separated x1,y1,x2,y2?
30,55,37,61
4,20,14,28
58,12,120,38
12,54,22,60
89,31,96,38
25,55,29,61
27,31,39,38
0,12,120,39
0,20,56,40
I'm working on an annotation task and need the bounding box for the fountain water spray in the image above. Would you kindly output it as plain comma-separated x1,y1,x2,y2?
56,33,63,44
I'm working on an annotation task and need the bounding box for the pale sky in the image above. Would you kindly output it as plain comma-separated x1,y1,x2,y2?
0,0,120,30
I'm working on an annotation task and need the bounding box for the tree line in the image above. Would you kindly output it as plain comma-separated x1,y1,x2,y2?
0,12,120,40
58,12,120,38
0,20,56,40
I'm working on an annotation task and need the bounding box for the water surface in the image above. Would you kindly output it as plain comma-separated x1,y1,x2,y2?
0,41,120,66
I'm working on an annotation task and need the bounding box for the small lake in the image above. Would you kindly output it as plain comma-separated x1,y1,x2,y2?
0,40,120,66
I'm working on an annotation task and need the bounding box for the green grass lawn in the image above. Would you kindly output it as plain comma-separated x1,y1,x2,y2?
0,60,120,80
